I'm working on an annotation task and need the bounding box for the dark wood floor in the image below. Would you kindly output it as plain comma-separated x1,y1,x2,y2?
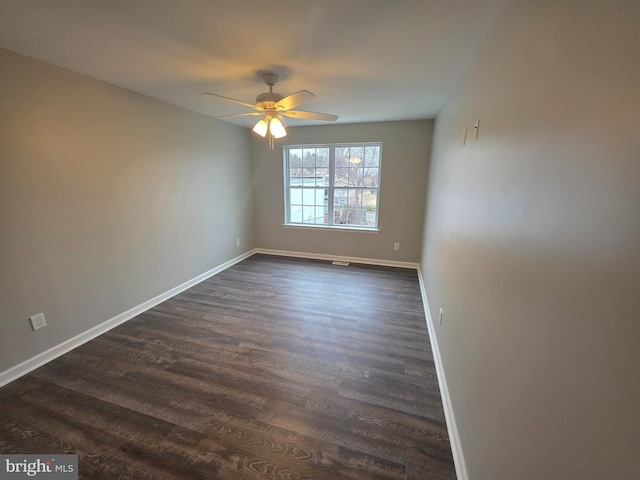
0,254,456,479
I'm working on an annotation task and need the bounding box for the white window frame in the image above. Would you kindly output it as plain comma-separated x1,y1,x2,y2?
283,142,382,231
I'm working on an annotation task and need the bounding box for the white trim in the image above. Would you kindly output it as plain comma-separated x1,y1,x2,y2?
416,266,468,480
0,250,256,388
282,224,380,234
255,248,418,270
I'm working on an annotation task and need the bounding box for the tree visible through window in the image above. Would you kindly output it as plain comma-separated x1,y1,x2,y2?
284,143,382,229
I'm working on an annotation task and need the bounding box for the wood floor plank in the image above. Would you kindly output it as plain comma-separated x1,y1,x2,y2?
0,254,456,479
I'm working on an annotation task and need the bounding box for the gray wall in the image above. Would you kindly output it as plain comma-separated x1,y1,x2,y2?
251,120,432,263
420,1,640,479
0,48,253,373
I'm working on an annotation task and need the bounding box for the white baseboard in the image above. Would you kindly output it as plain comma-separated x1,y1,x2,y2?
416,266,468,480
0,250,255,388
255,248,419,270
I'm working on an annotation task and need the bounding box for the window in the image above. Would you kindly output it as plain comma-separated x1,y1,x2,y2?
284,143,382,229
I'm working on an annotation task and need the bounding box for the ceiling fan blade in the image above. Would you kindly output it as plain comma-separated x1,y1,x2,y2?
275,90,316,110
203,92,259,110
213,112,263,119
282,110,339,121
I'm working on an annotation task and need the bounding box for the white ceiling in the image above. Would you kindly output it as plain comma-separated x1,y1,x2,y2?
0,0,508,128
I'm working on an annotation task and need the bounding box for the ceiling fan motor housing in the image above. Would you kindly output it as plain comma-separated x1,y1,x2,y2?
255,92,284,106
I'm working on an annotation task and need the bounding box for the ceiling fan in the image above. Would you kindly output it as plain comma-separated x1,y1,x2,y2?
204,73,338,147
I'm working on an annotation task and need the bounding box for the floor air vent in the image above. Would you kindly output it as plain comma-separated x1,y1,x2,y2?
332,261,350,266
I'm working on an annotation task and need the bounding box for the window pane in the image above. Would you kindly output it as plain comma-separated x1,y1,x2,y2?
334,188,347,206
290,187,302,204
349,166,364,186
316,168,329,186
302,206,316,223
334,167,349,187
315,206,327,224
346,207,366,225
289,149,302,182
349,146,364,166
303,149,316,168
307,168,323,185
301,187,319,205
363,167,378,187
347,189,363,207
364,146,380,167
290,204,303,223
364,189,378,226
289,149,302,166
317,148,329,167
363,189,378,208
335,147,349,168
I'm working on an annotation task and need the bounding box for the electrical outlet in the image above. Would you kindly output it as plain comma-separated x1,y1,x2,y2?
30,313,47,331
439,308,444,325
236,238,240,246
393,242,400,251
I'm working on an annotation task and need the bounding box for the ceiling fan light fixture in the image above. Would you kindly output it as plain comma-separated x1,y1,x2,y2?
252,118,268,137
269,116,287,138
204,72,337,146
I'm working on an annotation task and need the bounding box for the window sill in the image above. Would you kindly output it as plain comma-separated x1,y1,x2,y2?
282,224,380,234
